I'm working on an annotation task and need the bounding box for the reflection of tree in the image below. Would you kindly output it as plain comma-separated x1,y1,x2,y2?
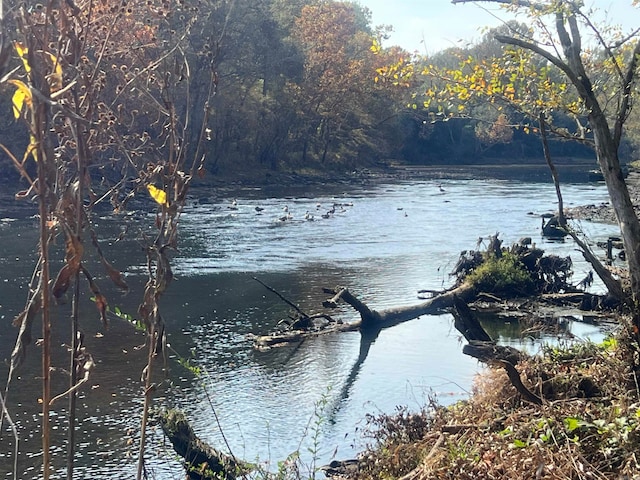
477,314,524,342
335,327,381,407
477,312,573,343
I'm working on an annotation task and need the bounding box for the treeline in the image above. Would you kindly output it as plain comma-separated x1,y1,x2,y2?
1,0,637,182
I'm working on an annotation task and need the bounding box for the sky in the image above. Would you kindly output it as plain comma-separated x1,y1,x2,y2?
357,1,640,54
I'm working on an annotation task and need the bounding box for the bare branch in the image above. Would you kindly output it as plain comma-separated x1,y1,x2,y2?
451,0,541,10
577,12,625,81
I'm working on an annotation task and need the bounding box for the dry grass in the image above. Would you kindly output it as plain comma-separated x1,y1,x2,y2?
351,322,640,480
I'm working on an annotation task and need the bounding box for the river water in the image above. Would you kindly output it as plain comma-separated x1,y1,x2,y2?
0,169,622,478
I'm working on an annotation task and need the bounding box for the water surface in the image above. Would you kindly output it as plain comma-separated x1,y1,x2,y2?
0,173,620,478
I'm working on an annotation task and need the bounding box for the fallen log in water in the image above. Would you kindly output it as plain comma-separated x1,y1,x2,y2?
451,296,542,405
253,234,616,351
252,282,476,349
159,409,250,480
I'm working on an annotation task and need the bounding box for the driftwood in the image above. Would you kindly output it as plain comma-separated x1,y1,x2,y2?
253,282,476,349
254,234,610,350
159,409,250,480
253,321,359,350
451,296,542,405
326,282,476,329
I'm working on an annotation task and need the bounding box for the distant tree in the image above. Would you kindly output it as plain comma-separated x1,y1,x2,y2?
289,1,410,167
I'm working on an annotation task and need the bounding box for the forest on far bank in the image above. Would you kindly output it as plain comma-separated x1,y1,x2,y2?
2,0,635,185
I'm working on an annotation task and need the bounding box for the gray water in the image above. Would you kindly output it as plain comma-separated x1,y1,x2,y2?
0,174,620,478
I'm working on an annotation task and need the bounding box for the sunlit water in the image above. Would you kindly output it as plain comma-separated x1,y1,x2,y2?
0,173,621,478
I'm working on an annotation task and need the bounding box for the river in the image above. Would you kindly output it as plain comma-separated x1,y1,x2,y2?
0,169,622,478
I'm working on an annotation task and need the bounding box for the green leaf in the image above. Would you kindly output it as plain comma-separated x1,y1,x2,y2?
564,417,581,432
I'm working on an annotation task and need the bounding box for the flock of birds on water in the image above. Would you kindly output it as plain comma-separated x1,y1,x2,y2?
198,183,449,225
225,197,357,224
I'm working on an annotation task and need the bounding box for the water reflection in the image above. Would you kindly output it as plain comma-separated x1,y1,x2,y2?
0,174,622,478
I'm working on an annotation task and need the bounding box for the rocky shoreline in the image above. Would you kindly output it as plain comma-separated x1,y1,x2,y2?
566,170,640,225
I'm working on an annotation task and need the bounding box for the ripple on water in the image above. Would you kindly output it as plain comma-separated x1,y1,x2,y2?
0,177,621,478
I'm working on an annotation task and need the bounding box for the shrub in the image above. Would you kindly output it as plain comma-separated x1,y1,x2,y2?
466,252,534,296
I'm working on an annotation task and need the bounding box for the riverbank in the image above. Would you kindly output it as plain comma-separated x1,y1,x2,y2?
348,327,640,479
194,160,598,189
327,169,640,480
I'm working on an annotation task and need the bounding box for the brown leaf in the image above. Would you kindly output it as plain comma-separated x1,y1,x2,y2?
52,229,85,301
82,266,109,328
104,262,129,292
156,248,173,295
93,293,108,327
52,264,73,302
65,229,83,271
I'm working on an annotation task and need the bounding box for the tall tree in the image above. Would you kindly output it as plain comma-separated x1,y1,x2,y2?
378,1,639,306
451,0,640,310
290,1,409,166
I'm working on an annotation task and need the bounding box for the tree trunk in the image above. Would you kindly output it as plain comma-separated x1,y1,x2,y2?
491,16,640,304
591,116,640,302
253,282,476,349
326,282,477,330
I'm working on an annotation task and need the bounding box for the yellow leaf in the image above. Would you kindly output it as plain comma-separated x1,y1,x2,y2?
14,42,31,74
9,79,32,118
147,184,168,207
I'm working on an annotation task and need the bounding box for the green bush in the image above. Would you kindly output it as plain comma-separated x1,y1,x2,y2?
466,252,534,295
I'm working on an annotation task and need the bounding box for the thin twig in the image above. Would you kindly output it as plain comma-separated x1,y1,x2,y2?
253,276,309,318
